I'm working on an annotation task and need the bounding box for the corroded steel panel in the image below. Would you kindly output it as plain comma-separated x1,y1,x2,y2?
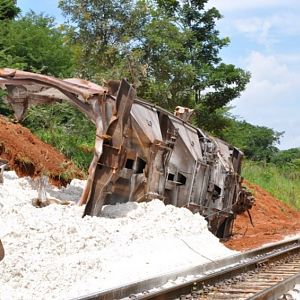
0,68,254,238
170,118,203,161
131,104,162,143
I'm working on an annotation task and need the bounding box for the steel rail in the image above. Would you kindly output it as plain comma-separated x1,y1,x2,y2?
73,237,300,300
248,273,300,300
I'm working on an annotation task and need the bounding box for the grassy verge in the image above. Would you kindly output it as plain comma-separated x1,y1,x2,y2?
33,127,94,171
23,102,95,171
242,160,300,210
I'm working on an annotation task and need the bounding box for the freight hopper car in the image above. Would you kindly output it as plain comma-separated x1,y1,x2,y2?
0,68,253,238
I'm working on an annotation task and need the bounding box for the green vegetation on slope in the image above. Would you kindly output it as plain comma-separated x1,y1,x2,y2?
23,102,95,171
242,160,300,210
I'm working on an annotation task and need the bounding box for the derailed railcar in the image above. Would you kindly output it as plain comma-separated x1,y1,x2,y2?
0,68,253,238
0,239,4,261
120,101,252,237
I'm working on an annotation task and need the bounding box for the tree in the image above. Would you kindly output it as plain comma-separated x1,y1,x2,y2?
0,12,74,77
138,2,250,111
59,0,138,78
59,0,250,132
221,118,283,161
0,0,20,20
271,148,300,168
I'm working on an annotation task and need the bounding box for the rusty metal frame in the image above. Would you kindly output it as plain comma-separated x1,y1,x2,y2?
0,68,254,238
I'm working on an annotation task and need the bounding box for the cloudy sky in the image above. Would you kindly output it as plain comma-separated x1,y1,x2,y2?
17,0,300,149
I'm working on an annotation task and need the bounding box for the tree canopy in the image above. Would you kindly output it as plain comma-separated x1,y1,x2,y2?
0,12,74,77
270,148,300,168
0,0,20,20
222,118,283,161
59,0,250,132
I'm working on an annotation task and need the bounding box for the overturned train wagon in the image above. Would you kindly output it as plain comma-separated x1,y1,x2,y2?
0,68,253,238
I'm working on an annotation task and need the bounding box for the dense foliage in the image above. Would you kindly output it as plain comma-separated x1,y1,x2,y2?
23,102,95,170
270,148,300,168
0,0,20,20
0,2,86,168
59,0,250,133
221,118,283,161
0,12,74,76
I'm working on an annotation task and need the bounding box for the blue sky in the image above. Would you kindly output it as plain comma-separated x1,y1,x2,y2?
17,0,300,149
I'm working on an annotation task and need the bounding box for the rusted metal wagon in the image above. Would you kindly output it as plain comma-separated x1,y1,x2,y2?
0,239,4,261
0,68,253,239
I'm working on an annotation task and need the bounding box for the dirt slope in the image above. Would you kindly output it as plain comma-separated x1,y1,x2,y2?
0,116,83,186
224,180,300,251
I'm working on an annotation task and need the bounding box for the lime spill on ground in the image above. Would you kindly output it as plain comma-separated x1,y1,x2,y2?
0,171,235,300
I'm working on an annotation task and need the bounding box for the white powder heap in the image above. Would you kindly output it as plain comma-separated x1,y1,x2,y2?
0,171,235,300
285,284,300,300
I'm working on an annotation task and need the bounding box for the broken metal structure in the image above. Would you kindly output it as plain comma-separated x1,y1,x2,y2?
0,68,254,238
0,239,3,261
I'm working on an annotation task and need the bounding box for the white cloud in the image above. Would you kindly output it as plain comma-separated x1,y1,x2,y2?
207,0,300,12
205,1,300,149
231,51,300,149
233,14,300,47
277,54,300,64
245,52,293,84
234,18,274,47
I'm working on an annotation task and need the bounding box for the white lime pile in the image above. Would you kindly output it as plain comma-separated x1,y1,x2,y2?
0,171,235,300
284,284,300,300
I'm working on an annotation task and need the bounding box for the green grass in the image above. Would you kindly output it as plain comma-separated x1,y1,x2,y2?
33,127,94,171
22,102,95,172
242,160,300,210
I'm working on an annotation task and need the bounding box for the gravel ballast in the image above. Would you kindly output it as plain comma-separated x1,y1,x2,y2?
0,171,235,299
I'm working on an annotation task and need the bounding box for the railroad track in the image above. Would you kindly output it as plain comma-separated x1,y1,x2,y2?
75,238,300,300
184,253,300,299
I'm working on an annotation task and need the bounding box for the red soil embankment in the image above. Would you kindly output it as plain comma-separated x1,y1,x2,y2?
224,180,300,251
0,116,83,186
